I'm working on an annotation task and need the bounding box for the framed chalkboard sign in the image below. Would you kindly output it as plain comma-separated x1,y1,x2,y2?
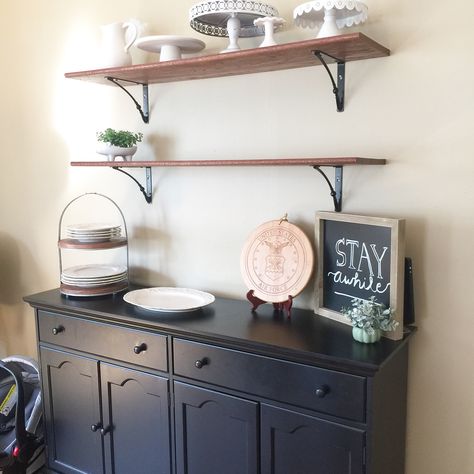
315,212,405,340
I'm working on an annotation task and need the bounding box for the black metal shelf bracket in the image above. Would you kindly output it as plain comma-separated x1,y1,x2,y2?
313,166,343,212
106,77,150,123
313,51,345,112
113,166,153,203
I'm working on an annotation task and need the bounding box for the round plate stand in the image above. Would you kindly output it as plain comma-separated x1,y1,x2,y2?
189,1,280,53
58,193,129,297
240,216,314,318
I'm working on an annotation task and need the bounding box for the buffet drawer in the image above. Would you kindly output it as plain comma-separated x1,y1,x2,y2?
37,310,168,372
173,338,366,422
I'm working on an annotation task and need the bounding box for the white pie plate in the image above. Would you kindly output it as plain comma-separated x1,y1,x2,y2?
62,264,127,280
66,223,121,233
123,287,215,312
67,230,121,236
61,276,127,287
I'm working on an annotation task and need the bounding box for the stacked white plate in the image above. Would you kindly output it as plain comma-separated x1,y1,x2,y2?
66,223,122,243
61,264,128,288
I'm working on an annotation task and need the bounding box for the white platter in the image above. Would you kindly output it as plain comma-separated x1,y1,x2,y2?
123,287,215,312
135,35,206,61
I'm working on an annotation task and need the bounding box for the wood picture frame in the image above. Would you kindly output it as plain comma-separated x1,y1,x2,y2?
315,212,405,340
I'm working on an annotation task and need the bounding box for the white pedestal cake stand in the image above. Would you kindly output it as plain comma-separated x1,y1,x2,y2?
189,1,279,53
294,0,368,38
135,35,206,61
253,16,286,47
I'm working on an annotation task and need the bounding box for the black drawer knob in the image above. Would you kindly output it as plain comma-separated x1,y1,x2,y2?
52,326,64,335
194,358,208,369
90,422,102,432
133,343,147,354
315,385,330,398
100,425,111,436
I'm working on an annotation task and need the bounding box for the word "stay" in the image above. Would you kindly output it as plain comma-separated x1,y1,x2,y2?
335,238,388,279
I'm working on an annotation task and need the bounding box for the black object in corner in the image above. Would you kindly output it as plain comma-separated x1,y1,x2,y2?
404,258,415,325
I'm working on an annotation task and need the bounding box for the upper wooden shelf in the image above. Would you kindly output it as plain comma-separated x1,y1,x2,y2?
65,33,389,86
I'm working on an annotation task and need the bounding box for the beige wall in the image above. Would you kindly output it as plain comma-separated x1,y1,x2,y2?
1,0,473,472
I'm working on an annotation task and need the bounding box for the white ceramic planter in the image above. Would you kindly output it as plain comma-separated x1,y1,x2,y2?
352,327,382,344
96,144,137,162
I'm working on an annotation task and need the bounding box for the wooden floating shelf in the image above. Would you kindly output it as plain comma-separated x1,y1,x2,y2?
65,33,389,119
71,157,386,168
65,33,389,86
70,157,386,211
65,32,390,206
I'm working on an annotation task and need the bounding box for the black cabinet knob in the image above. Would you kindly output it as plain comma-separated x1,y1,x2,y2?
315,385,330,398
52,326,64,335
91,422,102,432
133,343,147,354
100,425,111,436
194,358,208,369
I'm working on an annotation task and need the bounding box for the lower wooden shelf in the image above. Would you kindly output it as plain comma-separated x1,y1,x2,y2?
70,157,386,210
71,157,385,168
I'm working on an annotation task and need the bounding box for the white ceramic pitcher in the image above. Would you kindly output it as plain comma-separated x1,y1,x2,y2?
100,21,138,68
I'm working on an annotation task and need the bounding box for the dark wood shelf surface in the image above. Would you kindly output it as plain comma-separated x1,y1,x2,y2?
71,157,386,168
65,33,389,86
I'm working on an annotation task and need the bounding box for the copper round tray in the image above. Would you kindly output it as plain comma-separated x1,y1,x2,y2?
60,280,128,297
240,219,314,303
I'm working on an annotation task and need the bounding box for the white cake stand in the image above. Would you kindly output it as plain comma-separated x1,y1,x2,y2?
189,1,279,53
135,35,206,61
253,16,286,47
294,0,368,38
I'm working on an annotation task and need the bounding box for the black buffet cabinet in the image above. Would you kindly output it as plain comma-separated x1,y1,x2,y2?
25,289,414,474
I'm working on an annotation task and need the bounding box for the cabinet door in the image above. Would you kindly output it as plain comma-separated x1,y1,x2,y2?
261,405,365,474
40,347,103,474
174,382,258,474
100,363,171,474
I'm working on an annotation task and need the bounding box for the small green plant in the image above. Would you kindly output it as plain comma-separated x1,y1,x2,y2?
341,296,399,334
97,128,143,148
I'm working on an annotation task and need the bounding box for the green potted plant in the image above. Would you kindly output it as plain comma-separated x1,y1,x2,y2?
96,128,143,162
341,296,399,343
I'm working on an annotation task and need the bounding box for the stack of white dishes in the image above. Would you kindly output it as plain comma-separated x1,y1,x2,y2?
60,264,128,296
66,223,121,242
